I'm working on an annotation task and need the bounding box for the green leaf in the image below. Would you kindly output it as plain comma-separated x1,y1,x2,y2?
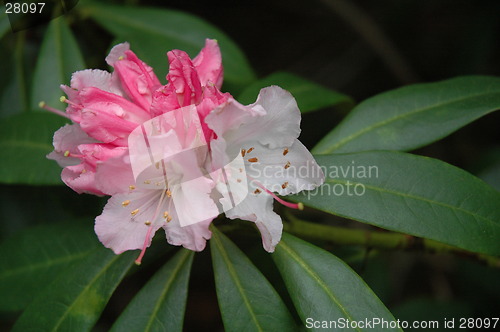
273,233,401,331
0,222,100,312
0,8,10,40
314,76,500,154
210,227,297,332
110,249,194,332
293,151,500,255
30,16,85,110
238,72,353,113
83,2,255,90
12,249,136,332
0,113,69,185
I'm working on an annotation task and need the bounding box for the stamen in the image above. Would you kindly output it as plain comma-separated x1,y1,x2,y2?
38,101,71,119
282,181,289,189
241,149,246,157
284,161,291,169
166,189,172,198
253,181,304,210
144,220,151,226
283,148,289,156
122,200,130,207
134,225,153,265
144,180,151,184
248,157,259,163
63,151,84,158
129,185,136,190
118,55,124,60
254,188,261,194
60,96,83,109
163,211,169,219
131,209,139,216
247,147,254,153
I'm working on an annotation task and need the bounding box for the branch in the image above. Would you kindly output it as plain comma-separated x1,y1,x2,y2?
284,213,500,267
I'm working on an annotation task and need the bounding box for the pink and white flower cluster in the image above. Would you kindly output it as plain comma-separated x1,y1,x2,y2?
48,39,324,263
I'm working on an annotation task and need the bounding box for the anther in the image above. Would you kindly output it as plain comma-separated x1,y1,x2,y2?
166,189,172,197
131,209,139,216
241,149,246,157
282,182,289,189
144,220,151,226
239,168,243,173
122,200,130,207
254,188,261,194
166,215,172,222
63,150,70,157
118,55,124,60
283,148,289,156
237,179,242,183
144,180,151,184
129,185,136,190
155,161,160,169
248,157,259,163
284,161,291,169
247,147,254,153
163,211,169,219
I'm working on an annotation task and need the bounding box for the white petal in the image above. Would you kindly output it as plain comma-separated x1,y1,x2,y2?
106,42,130,66
163,211,213,251
248,86,301,148
47,124,97,167
70,69,124,96
225,193,282,252
95,190,163,254
244,139,325,196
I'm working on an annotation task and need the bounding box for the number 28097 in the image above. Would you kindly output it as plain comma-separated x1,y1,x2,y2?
5,2,46,14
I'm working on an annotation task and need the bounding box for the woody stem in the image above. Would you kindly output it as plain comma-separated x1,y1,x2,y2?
283,212,500,268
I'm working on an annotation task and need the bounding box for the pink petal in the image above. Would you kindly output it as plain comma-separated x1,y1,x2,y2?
166,50,202,107
149,85,180,117
113,50,161,111
61,164,105,195
192,39,224,89
95,152,136,196
79,103,140,146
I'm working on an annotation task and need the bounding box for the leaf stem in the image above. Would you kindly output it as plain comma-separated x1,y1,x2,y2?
283,213,500,267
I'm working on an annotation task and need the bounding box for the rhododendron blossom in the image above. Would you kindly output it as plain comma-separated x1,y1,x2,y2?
46,39,324,263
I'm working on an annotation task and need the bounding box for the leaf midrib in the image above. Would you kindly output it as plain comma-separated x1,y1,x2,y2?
320,89,499,153
50,253,129,332
213,231,264,332
0,250,93,279
142,250,192,332
278,240,362,332
327,178,499,228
